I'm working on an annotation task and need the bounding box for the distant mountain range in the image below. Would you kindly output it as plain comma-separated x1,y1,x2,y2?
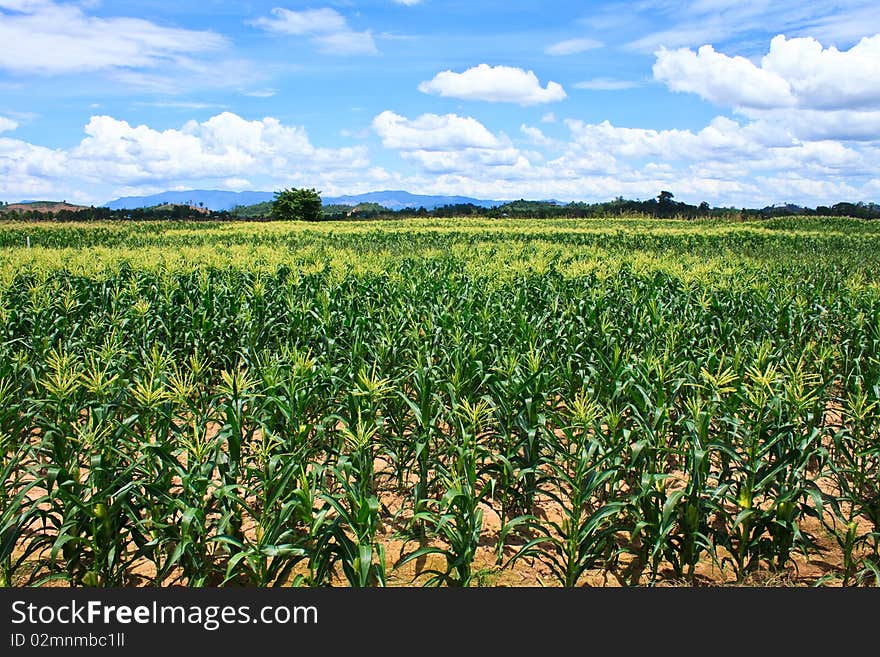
105,190,503,212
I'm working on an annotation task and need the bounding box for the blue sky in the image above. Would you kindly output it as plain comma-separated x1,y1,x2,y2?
1,0,879,206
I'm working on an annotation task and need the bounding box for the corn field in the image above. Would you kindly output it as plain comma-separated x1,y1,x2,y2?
1,216,879,587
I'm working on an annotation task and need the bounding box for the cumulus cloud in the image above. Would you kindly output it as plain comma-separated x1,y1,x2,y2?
367,103,879,207
418,64,566,105
761,34,880,110
251,7,377,55
560,116,870,184
746,108,880,142
562,117,756,163
372,110,527,174
0,111,384,203
0,1,224,75
519,124,557,148
372,110,503,150
545,37,603,56
70,112,369,186
0,116,18,132
654,44,795,109
223,177,252,191
3,101,878,208
653,35,880,143
654,35,880,111
4,104,879,207
0,135,68,200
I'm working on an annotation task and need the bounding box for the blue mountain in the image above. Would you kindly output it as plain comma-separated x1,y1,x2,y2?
322,190,501,210
105,189,503,212
106,190,274,211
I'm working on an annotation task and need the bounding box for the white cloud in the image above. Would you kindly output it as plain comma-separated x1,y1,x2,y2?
799,5,880,45
373,110,504,150
0,136,69,200
520,124,557,148
372,110,526,174
0,1,224,75
653,34,880,143
418,64,566,105
545,37,603,56
654,44,795,109
393,0,422,5
105,58,257,95
541,112,557,124
368,101,880,206
0,0,53,11
0,111,383,204
745,108,880,142
573,77,640,91
251,7,377,55
3,75,879,209
251,8,347,35
243,89,278,98
223,177,252,191
655,35,880,112
0,116,18,132
312,31,378,56
761,34,880,110
561,116,870,181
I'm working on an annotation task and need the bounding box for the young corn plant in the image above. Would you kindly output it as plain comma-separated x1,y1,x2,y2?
321,415,385,587
825,387,880,585
147,419,224,586
211,364,260,564
490,347,552,518
501,392,625,587
0,439,51,586
215,432,311,586
47,421,144,586
400,463,484,586
669,394,724,583
718,361,825,579
399,403,488,587
398,359,445,537
617,398,682,585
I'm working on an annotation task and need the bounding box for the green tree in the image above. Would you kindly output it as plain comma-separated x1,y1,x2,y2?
271,187,323,222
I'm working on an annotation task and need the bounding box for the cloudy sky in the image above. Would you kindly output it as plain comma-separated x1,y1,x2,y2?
1,0,879,206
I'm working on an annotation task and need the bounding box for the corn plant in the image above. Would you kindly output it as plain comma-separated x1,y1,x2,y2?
825,387,880,585
501,392,625,587
398,358,445,536
2,216,880,588
215,433,310,586
321,416,385,587
0,441,51,586
399,402,489,587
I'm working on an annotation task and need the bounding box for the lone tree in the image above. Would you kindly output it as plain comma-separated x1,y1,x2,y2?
271,187,323,221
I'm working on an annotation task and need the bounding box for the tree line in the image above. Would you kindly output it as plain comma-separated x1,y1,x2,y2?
3,188,880,222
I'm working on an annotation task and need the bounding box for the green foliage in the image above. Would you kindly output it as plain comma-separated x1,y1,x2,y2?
0,216,878,587
271,188,323,222
229,201,273,219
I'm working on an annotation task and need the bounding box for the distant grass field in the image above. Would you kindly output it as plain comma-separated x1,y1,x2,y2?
1,216,878,586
